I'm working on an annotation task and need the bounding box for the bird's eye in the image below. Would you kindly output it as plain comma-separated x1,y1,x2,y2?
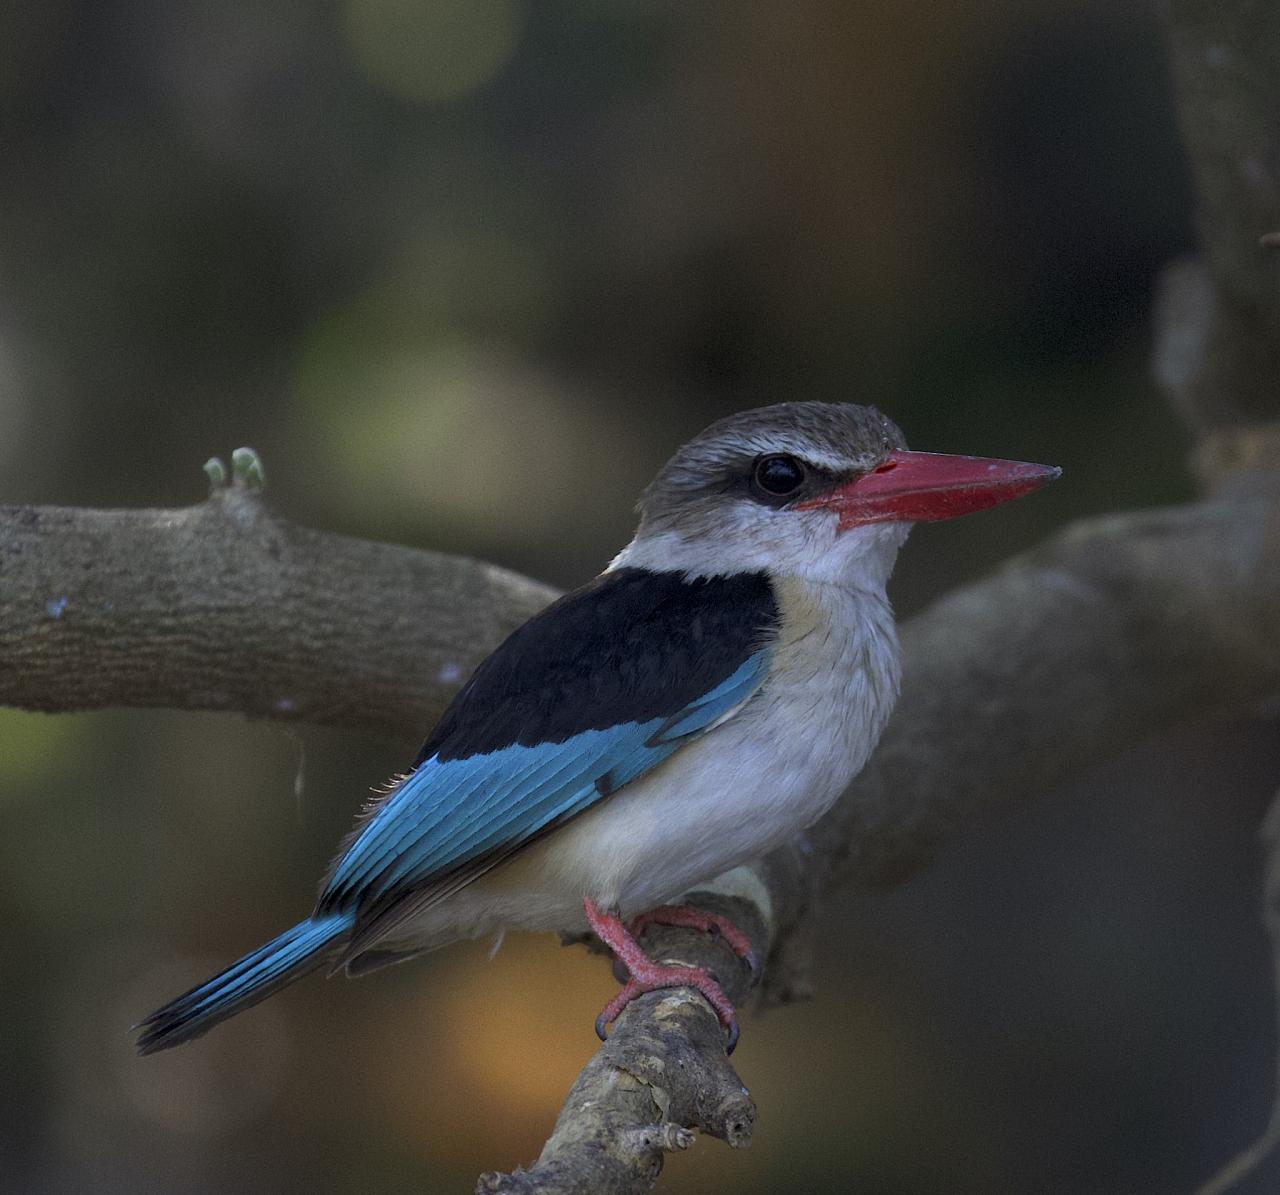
750,454,807,500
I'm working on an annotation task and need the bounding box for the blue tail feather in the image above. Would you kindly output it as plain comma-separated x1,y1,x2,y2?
135,912,353,1054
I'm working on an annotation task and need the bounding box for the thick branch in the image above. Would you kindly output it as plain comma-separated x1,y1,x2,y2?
0,481,555,742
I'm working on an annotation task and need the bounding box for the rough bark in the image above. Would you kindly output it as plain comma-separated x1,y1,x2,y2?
478,884,771,1195
0,481,555,743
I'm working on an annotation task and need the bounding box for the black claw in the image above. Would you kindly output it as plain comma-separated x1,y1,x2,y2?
595,1011,610,1042
744,948,764,986
724,1019,740,1055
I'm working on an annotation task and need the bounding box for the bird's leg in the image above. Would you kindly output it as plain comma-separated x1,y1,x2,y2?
629,905,763,985
583,897,740,1053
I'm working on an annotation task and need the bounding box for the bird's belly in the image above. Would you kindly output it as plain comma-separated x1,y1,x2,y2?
559,728,847,914
522,664,887,921
390,695,872,949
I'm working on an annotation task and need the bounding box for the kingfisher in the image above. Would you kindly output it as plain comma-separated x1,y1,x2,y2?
136,402,1058,1054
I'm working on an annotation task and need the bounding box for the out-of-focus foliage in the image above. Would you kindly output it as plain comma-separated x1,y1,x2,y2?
3,2,1274,1193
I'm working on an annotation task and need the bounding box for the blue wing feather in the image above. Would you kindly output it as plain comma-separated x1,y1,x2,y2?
321,650,772,919
374,728,641,894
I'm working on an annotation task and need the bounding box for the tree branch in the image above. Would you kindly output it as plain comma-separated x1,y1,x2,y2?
479,879,773,1195
0,473,555,743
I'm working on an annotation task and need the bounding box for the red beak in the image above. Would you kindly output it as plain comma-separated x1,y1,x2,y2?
794,450,1060,530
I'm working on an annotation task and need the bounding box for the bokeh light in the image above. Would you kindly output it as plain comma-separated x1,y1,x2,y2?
343,0,526,105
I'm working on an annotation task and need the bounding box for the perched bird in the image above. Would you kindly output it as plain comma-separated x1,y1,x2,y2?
136,402,1058,1054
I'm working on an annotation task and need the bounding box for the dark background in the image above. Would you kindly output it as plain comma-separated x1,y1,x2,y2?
1,2,1276,1191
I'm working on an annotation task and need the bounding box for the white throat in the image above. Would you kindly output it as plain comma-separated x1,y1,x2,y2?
609,512,910,596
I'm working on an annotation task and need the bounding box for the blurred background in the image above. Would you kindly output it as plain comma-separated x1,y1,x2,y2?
1,0,1277,1191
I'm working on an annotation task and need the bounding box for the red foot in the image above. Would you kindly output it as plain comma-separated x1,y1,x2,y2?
629,905,763,985
583,898,742,1053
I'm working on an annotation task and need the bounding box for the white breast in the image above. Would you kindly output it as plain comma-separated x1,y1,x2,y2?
474,580,898,929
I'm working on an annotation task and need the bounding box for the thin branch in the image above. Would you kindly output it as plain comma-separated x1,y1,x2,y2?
479,880,773,1195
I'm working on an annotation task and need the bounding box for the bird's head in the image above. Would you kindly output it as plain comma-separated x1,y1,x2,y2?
615,402,1059,589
